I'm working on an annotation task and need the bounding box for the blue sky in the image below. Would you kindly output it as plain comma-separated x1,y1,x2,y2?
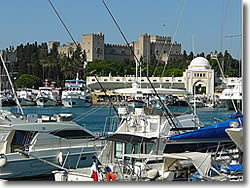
0,0,243,59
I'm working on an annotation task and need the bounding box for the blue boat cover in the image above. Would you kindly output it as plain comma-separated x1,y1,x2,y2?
220,164,243,173
168,113,243,140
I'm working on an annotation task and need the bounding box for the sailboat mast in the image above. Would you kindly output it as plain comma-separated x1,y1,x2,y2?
0,53,24,115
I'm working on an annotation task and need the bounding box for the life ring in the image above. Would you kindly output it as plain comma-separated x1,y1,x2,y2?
107,172,116,181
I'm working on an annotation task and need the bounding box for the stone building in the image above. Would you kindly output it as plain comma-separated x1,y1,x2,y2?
80,33,104,62
104,43,134,62
55,32,182,63
58,42,78,57
133,33,181,64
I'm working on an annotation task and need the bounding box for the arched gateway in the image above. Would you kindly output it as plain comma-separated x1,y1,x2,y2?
183,57,214,96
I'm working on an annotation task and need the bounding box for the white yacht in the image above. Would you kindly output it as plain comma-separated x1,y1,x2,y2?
0,110,104,180
35,86,58,106
17,89,36,106
62,78,91,108
53,99,202,181
219,78,242,110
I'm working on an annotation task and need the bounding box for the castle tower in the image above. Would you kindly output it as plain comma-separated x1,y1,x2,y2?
80,32,104,62
134,33,151,64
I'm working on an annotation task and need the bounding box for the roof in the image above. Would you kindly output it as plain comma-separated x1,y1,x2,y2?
88,82,185,91
189,57,211,70
114,87,189,95
106,133,155,144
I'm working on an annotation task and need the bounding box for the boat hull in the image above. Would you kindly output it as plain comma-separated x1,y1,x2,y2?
36,97,57,106
19,98,36,106
62,98,91,108
0,146,103,180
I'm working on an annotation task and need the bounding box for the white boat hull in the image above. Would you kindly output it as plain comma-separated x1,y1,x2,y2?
0,146,103,180
62,98,91,108
19,98,36,106
54,169,93,181
36,97,57,106
225,127,243,151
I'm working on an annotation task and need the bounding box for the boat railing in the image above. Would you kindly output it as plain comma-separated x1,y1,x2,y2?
29,136,104,152
103,115,121,135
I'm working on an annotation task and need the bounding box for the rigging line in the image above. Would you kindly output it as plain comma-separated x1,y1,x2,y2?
101,0,142,70
73,106,103,121
220,0,231,54
101,0,179,131
48,0,79,48
161,0,186,78
75,105,105,122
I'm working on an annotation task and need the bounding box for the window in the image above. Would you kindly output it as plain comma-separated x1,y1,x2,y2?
115,142,123,158
11,130,37,152
96,48,101,54
50,130,95,139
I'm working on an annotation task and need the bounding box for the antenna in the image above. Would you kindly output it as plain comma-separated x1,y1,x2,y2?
192,35,195,55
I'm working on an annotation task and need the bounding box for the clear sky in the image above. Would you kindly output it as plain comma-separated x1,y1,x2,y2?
0,0,243,59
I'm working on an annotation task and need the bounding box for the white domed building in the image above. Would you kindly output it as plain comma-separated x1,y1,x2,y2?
183,57,214,96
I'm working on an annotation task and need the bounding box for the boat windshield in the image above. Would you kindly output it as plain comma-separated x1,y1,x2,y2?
11,130,37,153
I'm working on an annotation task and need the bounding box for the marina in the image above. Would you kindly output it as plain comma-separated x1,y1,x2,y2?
0,0,244,183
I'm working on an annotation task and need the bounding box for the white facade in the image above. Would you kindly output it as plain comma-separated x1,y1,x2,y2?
183,57,214,96
87,57,215,97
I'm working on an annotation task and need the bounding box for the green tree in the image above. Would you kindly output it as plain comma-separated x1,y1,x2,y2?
14,74,42,89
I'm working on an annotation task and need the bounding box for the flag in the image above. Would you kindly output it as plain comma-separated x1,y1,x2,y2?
90,155,102,181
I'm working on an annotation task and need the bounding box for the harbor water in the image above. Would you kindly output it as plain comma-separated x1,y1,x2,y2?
3,105,234,133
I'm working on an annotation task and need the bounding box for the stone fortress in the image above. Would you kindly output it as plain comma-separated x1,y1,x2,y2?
49,32,181,63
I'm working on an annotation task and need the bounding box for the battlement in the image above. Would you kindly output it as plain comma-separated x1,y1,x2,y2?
105,43,128,48
81,32,104,38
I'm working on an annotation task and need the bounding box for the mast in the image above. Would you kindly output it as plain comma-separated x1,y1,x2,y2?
0,66,2,109
0,53,24,116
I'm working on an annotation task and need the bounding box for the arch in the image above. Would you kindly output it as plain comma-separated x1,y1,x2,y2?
193,80,207,95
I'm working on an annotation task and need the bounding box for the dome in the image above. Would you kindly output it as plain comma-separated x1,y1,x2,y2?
189,57,211,70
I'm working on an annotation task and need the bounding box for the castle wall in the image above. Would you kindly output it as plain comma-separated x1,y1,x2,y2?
104,44,134,62
56,32,182,63
57,42,78,57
